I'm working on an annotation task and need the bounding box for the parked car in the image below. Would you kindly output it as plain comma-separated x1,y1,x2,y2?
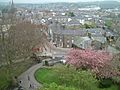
60,59,66,64
44,59,54,66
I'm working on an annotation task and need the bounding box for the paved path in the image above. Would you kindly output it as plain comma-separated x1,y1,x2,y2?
15,63,43,90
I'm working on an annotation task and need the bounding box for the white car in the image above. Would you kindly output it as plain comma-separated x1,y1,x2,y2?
60,59,66,64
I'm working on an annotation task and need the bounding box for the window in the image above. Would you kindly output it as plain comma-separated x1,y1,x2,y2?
60,39,62,42
60,36,62,39
72,40,74,43
67,45,69,47
67,40,69,43
56,38,57,41
56,35,57,37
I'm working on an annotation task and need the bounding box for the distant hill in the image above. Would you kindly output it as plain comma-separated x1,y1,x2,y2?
0,1,120,10
77,1,120,9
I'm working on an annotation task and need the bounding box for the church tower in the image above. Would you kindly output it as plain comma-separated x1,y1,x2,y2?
9,0,16,24
9,0,15,14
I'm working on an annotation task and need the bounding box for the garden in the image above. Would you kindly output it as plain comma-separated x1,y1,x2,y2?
35,49,120,90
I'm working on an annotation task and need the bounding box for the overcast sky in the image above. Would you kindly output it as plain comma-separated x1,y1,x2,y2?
0,0,119,3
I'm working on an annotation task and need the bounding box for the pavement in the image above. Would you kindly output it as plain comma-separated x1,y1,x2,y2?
14,63,43,90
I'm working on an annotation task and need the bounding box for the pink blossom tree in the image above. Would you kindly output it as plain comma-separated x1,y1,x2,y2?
66,49,119,78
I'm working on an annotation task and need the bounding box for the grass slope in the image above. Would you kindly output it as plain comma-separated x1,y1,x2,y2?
35,65,118,90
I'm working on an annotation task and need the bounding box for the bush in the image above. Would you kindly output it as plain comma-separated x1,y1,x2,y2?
99,78,113,88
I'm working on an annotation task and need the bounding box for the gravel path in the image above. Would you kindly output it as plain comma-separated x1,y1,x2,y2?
15,63,43,90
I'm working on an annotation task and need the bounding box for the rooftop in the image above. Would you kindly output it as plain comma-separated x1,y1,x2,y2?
53,28,106,37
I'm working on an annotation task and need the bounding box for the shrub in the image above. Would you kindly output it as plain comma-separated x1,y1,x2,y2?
99,78,113,88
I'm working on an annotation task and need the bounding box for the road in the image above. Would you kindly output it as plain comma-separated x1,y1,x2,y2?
36,41,71,58
14,63,43,90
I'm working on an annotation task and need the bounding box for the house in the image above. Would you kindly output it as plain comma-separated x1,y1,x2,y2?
73,36,107,50
52,29,104,48
52,16,68,23
66,18,80,26
93,36,107,50
49,22,113,49
73,36,92,49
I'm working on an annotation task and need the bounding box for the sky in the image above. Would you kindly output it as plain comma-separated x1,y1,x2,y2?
0,0,119,3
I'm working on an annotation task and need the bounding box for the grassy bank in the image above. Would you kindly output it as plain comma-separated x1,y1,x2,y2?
35,65,118,90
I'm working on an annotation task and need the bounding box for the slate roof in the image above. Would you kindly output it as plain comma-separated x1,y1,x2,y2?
50,21,117,37
73,36,92,49
93,37,106,43
53,28,106,37
66,19,80,25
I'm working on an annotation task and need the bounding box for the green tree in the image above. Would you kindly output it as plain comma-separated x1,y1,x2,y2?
66,12,75,17
105,20,113,29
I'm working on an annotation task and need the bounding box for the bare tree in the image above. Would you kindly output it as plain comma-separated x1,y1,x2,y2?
11,22,48,58
0,7,49,88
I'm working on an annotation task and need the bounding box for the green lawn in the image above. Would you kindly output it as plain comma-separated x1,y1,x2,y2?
0,59,36,90
35,68,59,84
35,65,118,90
